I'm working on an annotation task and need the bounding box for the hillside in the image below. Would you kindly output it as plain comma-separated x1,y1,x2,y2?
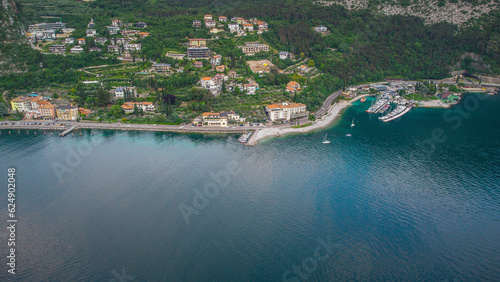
315,0,499,26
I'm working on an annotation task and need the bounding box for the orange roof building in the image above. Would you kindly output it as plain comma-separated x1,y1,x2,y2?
265,102,308,121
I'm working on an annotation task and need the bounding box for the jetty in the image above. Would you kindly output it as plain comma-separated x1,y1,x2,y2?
245,130,260,145
59,125,77,136
379,103,414,122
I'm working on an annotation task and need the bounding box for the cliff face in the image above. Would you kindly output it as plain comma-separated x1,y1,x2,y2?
315,0,499,26
0,0,27,74
1,0,23,41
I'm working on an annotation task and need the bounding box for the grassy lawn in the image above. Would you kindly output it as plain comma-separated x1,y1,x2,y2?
292,123,311,128
404,93,435,101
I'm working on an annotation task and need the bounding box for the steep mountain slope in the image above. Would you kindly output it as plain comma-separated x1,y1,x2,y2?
315,0,499,26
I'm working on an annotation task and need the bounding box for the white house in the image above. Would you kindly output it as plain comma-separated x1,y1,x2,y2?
70,46,84,54
211,55,222,66
279,51,293,60
228,23,239,33
124,43,141,51
86,29,97,37
265,102,308,121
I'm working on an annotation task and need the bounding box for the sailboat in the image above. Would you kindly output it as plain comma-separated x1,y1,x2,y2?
351,118,355,127
322,133,330,144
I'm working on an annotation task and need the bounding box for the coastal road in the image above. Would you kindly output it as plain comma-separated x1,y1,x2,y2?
315,90,342,117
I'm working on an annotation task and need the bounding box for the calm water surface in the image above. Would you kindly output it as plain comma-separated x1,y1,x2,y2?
0,93,499,281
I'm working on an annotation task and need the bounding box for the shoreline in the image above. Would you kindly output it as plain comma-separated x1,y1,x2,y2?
246,95,369,145
0,95,368,142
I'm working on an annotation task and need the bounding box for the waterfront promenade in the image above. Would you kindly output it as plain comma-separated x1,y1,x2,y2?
246,95,369,145
0,93,368,144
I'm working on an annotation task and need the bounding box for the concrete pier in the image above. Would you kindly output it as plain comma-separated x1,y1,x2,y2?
60,125,77,137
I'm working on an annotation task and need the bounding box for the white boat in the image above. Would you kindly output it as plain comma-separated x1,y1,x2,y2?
351,118,355,127
346,134,352,137
322,133,331,144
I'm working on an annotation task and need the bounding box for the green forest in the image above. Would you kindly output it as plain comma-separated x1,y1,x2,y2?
1,0,499,114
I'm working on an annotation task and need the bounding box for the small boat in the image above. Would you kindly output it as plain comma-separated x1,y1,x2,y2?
322,133,330,144
360,97,366,102
351,118,355,127
346,134,352,137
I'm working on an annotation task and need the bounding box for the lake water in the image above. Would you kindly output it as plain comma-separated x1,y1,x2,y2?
0,93,499,281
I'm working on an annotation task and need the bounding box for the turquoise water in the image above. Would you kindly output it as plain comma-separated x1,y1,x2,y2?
0,93,499,281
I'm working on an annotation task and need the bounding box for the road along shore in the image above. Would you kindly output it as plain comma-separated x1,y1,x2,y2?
246,95,369,146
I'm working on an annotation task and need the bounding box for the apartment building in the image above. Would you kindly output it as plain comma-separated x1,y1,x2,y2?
265,102,308,121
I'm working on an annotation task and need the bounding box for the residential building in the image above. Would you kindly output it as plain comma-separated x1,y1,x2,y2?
228,23,240,33
239,42,269,55
39,104,56,118
287,81,301,91
242,23,254,31
124,43,141,51
77,38,86,45
202,112,227,127
313,25,328,33
216,65,226,72
204,15,213,20
114,87,125,98
152,63,172,74
61,28,75,34
218,16,227,22
187,47,211,59
205,20,216,28
108,45,121,53
166,52,186,60
114,38,128,45
193,61,203,68
10,96,32,112
210,28,221,34
42,30,56,40
70,46,84,54
30,96,50,110
121,102,155,113
265,102,308,121
200,77,221,95
107,26,120,35
112,19,124,27
135,22,147,28
244,82,259,94
257,21,268,31
200,77,213,88
24,110,40,120
228,70,238,78
279,51,293,60
211,55,222,66
56,105,79,120
86,29,97,37
88,18,95,28
95,37,107,44
236,18,246,25
121,29,139,36
138,32,149,38
193,20,201,28
55,33,69,39
78,108,93,116
63,37,75,45
188,38,207,47
219,111,240,121
90,47,102,52
49,45,66,54
231,17,239,22
28,22,65,33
